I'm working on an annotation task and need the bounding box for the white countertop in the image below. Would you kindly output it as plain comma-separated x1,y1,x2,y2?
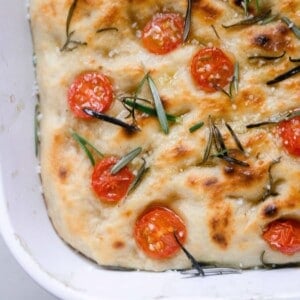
0,235,57,300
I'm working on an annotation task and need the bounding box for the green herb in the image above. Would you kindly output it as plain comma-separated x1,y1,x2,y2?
215,153,250,167
174,233,241,276
225,122,245,152
96,27,118,33
201,117,214,164
111,147,142,174
255,0,260,13
34,103,40,157
83,108,139,132
246,109,300,128
231,62,240,96
147,75,169,134
183,0,192,42
211,25,221,39
260,251,300,269
266,65,300,85
189,121,204,133
242,0,250,17
289,56,300,62
222,9,272,28
60,0,87,51
71,132,103,166
261,158,280,201
128,158,148,193
281,17,300,39
122,98,180,123
260,13,278,25
248,51,286,61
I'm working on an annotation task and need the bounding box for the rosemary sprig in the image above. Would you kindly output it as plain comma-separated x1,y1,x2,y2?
183,0,192,42
71,132,103,166
215,153,250,167
225,122,245,152
34,103,40,157
248,51,286,61
246,109,300,128
60,0,87,51
147,75,169,134
122,98,180,123
96,27,118,33
289,56,300,62
174,233,241,277
281,17,300,39
261,158,280,201
222,9,272,28
189,121,204,133
260,251,300,269
111,147,142,174
128,158,148,194
83,108,139,133
201,117,214,164
266,65,300,85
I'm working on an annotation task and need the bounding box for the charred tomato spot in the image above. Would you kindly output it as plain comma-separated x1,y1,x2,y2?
112,240,125,249
263,203,278,218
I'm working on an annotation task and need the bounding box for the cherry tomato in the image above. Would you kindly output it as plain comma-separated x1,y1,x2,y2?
91,156,134,203
278,116,300,156
142,13,184,55
263,219,300,255
191,47,234,93
134,206,187,259
68,71,114,119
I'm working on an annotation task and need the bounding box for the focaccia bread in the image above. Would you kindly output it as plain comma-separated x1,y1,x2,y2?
30,0,300,271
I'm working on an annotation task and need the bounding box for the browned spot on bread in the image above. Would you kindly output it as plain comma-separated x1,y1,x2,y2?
122,210,133,218
235,88,266,112
58,166,68,181
169,143,192,159
263,203,278,218
112,240,125,249
193,0,223,22
203,177,218,187
251,24,291,52
209,204,233,249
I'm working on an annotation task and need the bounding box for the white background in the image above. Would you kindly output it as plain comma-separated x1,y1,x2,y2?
0,235,56,300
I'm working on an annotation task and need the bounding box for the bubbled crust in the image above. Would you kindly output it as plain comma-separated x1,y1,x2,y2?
31,0,300,271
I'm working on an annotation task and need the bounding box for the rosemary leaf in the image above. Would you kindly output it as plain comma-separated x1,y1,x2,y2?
216,154,250,167
174,233,205,276
147,75,169,134
212,122,227,153
183,0,192,42
242,0,250,17
111,147,142,174
282,17,300,39
34,103,40,157
289,56,300,63
72,132,103,166
225,122,245,152
96,27,118,33
266,65,300,85
189,121,204,133
66,0,78,36
201,118,213,164
128,158,148,193
122,98,180,123
83,108,139,132
222,9,272,28
248,51,286,61
231,62,239,95
246,121,277,128
211,25,221,39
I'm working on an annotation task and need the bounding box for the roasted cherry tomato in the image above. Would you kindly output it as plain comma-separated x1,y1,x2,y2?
91,156,134,203
278,116,300,156
142,13,184,55
68,71,114,119
134,206,187,259
191,47,234,93
263,219,300,255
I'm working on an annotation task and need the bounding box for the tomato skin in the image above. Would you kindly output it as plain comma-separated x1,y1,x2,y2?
134,206,187,259
91,156,134,203
278,116,300,156
142,13,184,55
191,47,234,93
68,71,114,119
263,219,300,255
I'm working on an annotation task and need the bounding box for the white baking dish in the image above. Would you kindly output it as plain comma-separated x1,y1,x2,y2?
0,1,300,299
